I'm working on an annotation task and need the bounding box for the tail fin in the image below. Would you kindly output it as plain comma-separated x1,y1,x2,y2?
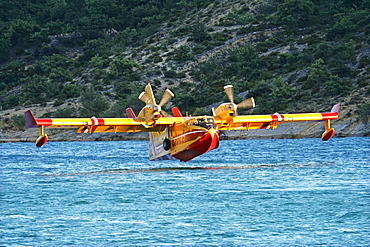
172,107,183,117
126,108,137,118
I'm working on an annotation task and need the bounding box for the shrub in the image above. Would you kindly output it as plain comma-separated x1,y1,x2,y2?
164,70,178,78
52,108,76,117
58,84,81,100
359,103,370,124
80,86,109,116
53,99,64,106
11,115,26,130
323,75,347,96
173,45,194,62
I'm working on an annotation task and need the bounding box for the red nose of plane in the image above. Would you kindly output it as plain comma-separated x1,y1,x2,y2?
206,128,220,153
172,128,220,162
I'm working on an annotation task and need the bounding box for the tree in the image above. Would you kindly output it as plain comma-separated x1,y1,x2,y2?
324,75,347,96
327,17,355,39
277,0,316,28
304,58,330,90
52,108,77,117
9,19,40,46
191,20,210,43
21,75,59,104
78,38,112,63
272,77,293,108
228,45,266,81
109,56,140,76
80,86,109,116
0,23,11,62
173,45,194,62
58,84,81,100
119,28,140,46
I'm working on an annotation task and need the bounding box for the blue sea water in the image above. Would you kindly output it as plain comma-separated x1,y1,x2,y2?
1,137,369,246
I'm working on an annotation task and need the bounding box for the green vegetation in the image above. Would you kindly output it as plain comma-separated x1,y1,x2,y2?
359,103,370,124
0,0,369,120
80,85,109,117
10,115,26,130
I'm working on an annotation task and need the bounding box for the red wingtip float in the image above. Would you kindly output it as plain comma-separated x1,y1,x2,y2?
321,103,340,141
24,84,340,161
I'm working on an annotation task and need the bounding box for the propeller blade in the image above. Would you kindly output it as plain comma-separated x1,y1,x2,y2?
138,84,156,105
138,91,153,104
145,83,156,105
224,85,234,104
237,97,255,109
159,89,174,107
138,83,157,105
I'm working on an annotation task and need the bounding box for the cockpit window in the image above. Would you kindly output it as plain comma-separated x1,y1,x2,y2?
195,117,217,129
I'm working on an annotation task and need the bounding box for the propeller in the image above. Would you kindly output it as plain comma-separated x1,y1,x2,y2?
138,83,174,124
224,84,255,114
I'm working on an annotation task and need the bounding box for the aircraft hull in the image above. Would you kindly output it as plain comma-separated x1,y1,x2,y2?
171,128,219,162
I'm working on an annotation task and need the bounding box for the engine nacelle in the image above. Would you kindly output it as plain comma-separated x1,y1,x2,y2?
213,103,237,121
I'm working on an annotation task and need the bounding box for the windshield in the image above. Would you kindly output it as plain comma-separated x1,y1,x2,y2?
195,117,217,129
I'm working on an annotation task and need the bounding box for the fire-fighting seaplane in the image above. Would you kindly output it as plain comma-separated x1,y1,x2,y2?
24,84,340,161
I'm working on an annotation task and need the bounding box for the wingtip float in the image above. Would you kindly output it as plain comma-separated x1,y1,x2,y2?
24,84,340,161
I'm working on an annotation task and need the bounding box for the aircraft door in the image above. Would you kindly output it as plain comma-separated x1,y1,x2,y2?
163,128,171,151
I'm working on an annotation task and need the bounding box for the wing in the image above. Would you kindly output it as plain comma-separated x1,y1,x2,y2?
25,110,183,133
215,104,340,141
25,110,185,147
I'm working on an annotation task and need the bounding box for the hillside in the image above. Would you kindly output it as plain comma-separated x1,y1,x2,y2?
1,0,369,142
